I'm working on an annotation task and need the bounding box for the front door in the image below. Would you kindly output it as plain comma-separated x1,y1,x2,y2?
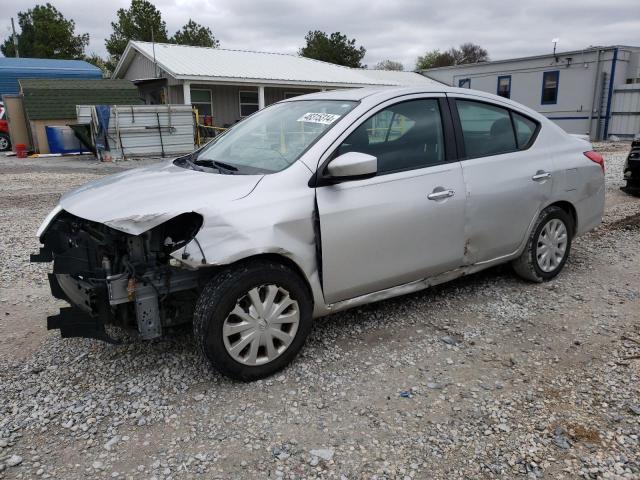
316,97,466,304
451,96,554,264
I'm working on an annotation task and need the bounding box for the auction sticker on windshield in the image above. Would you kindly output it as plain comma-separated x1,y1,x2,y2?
297,112,341,125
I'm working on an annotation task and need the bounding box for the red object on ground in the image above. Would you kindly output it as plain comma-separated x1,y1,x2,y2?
15,144,27,158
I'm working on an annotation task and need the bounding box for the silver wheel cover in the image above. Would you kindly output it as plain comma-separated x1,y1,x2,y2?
536,218,568,273
0,137,8,151
222,284,300,366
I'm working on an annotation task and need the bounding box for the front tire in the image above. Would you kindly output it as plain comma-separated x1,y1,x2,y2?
0,133,10,152
193,260,313,381
512,206,573,282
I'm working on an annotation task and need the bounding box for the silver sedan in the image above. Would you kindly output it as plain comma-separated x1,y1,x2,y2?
33,86,605,380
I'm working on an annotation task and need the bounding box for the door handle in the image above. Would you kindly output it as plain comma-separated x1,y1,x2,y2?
532,171,552,181
427,189,455,200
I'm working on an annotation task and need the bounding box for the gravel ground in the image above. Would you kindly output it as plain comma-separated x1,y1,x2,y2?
0,144,639,479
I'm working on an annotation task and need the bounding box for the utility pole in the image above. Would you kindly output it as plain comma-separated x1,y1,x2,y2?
11,17,20,58
151,28,158,77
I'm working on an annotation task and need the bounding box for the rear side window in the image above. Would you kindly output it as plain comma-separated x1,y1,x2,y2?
337,99,445,174
455,100,516,158
512,112,537,148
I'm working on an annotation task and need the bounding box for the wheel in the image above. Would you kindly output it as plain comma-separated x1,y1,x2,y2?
193,260,313,381
512,206,573,282
0,134,10,152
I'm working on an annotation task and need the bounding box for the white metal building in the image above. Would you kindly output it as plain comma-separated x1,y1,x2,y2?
421,45,640,140
112,41,439,128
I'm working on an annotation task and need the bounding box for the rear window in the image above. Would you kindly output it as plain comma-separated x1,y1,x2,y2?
455,99,539,158
512,113,537,148
456,100,516,158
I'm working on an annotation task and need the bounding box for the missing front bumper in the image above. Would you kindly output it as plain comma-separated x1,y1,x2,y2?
43,268,201,343
47,306,118,344
45,273,120,343
32,212,204,343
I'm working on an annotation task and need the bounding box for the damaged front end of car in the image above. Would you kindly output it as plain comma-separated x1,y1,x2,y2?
31,210,209,343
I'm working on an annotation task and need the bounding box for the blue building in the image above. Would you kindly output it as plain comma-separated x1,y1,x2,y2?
0,58,102,97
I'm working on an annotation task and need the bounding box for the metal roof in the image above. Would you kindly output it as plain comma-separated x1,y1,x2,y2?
358,69,442,86
0,57,102,96
420,44,640,72
114,41,440,87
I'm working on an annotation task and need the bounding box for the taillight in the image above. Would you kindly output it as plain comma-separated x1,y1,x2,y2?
584,151,605,173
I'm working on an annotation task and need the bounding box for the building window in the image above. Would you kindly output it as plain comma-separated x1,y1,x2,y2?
284,92,303,99
239,90,259,117
497,75,511,98
458,78,471,89
541,71,559,105
191,89,212,117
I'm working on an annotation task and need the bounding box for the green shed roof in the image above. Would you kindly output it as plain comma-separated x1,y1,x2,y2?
20,79,143,120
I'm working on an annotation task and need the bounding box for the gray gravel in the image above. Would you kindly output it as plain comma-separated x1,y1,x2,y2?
0,144,639,479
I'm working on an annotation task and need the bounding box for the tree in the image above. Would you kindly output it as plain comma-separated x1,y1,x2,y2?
84,53,109,77
172,19,219,48
415,43,488,70
105,0,168,62
299,31,366,68
374,59,404,71
1,3,89,59
457,42,489,64
415,49,455,70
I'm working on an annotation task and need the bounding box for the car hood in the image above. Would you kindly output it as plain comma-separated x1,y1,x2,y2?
60,160,263,235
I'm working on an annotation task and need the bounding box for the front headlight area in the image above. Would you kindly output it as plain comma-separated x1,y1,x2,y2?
36,204,64,239
32,211,208,342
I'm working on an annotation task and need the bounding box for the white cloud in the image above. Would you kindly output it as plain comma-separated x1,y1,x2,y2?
2,0,639,70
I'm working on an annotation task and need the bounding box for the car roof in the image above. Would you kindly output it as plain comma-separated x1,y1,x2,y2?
286,86,546,124
283,86,451,102
282,85,525,107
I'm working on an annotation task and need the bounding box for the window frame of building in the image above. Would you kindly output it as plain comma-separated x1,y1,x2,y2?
334,97,450,176
239,90,260,117
458,78,471,89
541,70,560,105
496,75,511,99
191,88,213,117
450,98,541,160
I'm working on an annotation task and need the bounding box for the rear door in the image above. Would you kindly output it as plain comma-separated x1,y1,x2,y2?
316,95,466,304
449,96,552,264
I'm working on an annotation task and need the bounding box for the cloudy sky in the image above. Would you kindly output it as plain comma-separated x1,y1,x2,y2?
2,0,639,69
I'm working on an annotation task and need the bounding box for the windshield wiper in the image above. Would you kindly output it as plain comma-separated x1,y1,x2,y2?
194,159,238,172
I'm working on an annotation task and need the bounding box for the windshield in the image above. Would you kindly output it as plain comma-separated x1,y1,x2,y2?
194,100,357,173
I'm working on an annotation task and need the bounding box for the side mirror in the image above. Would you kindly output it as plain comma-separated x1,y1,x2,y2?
326,152,377,181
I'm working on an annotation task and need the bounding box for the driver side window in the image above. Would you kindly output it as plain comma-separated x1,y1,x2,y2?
337,99,445,174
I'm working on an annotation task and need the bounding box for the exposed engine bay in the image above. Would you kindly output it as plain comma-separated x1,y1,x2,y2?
31,211,209,342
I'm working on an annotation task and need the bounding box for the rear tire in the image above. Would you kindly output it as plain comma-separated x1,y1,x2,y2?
512,206,573,282
0,133,10,152
193,260,313,381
